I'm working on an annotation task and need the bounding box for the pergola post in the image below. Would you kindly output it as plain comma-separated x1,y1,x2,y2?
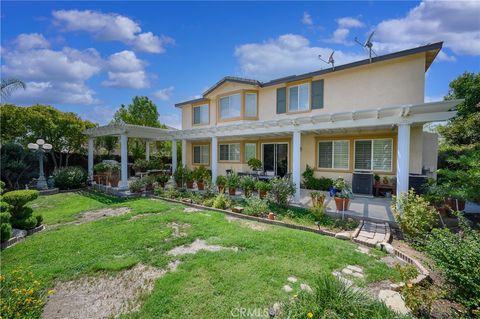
172,139,177,173
292,130,301,202
396,123,410,203
181,139,187,167
87,137,94,181
211,136,218,185
119,133,128,189
145,140,150,161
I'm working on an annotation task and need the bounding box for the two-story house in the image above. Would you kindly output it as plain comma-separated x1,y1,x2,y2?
85,42,461,201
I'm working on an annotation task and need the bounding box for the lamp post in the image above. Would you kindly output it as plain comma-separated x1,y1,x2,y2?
28,139,52,190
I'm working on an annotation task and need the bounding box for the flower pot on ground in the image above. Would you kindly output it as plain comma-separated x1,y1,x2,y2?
183,169,194,189
226,172,240,196
155,174,169,188
108,164,120,187
94,163,110,184
216,175,226,193
268,212,275,220
129,179,144,193
333,178,353,211
241,176,256,197
310,191,326,207
109,175,120,187
255,181,272,199
193,166,210,191
334,197,350,211
173,166,186,188
143,176,156,191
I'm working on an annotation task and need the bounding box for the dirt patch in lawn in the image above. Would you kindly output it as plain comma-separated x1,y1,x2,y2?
42,261,179,319
225,215,269,231
167,222,190,239
167,239,238,256
48,207,131,229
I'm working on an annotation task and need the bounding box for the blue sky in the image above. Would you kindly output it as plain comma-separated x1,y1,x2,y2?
1,1,479,128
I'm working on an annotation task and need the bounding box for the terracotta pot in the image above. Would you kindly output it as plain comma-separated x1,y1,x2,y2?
197,181,205,190
94,175,101,184
259,190,267,199
109,176,120,187
268,212,275,220
334,197,350,211
218,185,225,193
445,198,465,211
186,181,194,189
228,187,236,196
99,174,107,185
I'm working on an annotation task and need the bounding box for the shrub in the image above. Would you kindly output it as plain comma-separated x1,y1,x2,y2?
212,193,231,210
153,186,164,197
391,189,438,241
244,197,269,217
192,166,209,183
203,197,215,207
129,179,145,193
132,159,149,172
155,174,170,185
283,274,408,319
226,172,240,189
93,162,110,173
0,212,11,224
1,222,12,242
52,166,88,190
216,175,227,186
240,176,256,196
268,177,295,207
184,168,194,183
173,166,186,186
0,267,47,318
302,165,334,191
2,190,40,230
310,206,326,221
164,186,180,199
35,214,43,227
0,201,9,212
424,214,480,313
247,158,262,171
254,181,272,192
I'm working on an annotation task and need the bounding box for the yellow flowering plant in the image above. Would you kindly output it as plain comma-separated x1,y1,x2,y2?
0,267,49,319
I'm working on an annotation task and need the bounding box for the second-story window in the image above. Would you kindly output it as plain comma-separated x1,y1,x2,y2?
219,94,241,120
193,104,209,125
288,83,309,112
245,93,257,117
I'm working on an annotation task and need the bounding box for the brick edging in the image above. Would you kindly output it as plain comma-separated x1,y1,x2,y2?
0,225,45,250
392,247,430,284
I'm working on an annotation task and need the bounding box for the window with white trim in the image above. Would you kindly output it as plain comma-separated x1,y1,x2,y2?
244,143,256,161
219,143,240,161
219,94,241,120
193,145,209,165
193,104,209,125
245,93,257,117
354,139,393,171
288,83,309,112
318,140,349,169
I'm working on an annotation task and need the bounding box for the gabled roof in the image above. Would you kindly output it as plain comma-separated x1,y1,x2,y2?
175,42,443,107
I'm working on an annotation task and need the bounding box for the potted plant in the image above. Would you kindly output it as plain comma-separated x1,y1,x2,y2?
216,175,227,193
241,175,256,197
255,181,272,199
173,166,185,188
226,172,240,196
109,164,120,187
193,166,209,190
310,191,326,208
93,162,109,185
445,188,467,212
333,178,353,211
132,159,149,173
143,175,156,191
184,169,194,189
155,174,170,188
129,179,144,193
374,174,380,186
247,158,262,172
382,176,389,185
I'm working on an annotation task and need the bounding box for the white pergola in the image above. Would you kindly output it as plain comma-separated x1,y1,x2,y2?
84,100,461,197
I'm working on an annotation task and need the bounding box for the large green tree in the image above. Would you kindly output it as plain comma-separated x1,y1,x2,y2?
0,104,95,168
437,72,480,145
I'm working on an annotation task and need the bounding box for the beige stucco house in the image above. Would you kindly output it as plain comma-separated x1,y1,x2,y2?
85,42,461,200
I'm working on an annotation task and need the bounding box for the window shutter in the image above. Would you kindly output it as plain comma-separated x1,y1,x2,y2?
311,79,324,109
276,87,286,114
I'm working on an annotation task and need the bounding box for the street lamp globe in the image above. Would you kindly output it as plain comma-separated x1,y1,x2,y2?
43,143,53,150
28,143,39,150
36,139,45,145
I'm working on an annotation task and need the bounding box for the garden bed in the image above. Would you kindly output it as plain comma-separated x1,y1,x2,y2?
1,224,45,250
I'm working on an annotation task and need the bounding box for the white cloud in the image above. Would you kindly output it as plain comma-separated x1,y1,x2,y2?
78,106,117,125
15,33,50,51
235,34,365,80
329,28,350,44
302,12,313,26
102,50,149,89
374,0,480,56
52,9,174,54
159,113,181,129
153,86,175,101
337,17,364,28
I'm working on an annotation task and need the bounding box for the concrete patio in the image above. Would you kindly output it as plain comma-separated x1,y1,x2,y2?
297,189,395,224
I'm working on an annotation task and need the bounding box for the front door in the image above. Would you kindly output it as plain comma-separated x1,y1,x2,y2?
262,143,288,177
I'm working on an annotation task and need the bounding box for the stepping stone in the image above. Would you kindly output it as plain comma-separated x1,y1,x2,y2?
351,272,364,278
300,283,313,292
335,231,351,240
287,276,297,283
378,290,410,315
231,206,244,213
332,272,353,287
184,207,201,213
346,265,363,273
342,268,353,275
356,246,370,254
389,282,405,291
283,285,293,292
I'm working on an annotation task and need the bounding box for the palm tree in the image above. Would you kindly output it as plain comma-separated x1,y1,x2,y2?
1,78,26,99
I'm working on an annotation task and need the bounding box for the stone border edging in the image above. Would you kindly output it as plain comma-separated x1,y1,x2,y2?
1,225,45,250
351,220,364,239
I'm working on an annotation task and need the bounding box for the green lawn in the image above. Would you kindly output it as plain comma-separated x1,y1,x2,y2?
2,191,401,318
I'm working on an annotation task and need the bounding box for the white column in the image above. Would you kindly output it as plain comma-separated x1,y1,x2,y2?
396,123,410,200
211,136,218,183
292,130,301,202
87,137,94,180
119,133,128,189
181,139,187,167
145,140,150,161
172,139,177,173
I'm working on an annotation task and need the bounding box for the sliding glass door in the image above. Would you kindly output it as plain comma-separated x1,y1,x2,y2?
262,143,288,177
